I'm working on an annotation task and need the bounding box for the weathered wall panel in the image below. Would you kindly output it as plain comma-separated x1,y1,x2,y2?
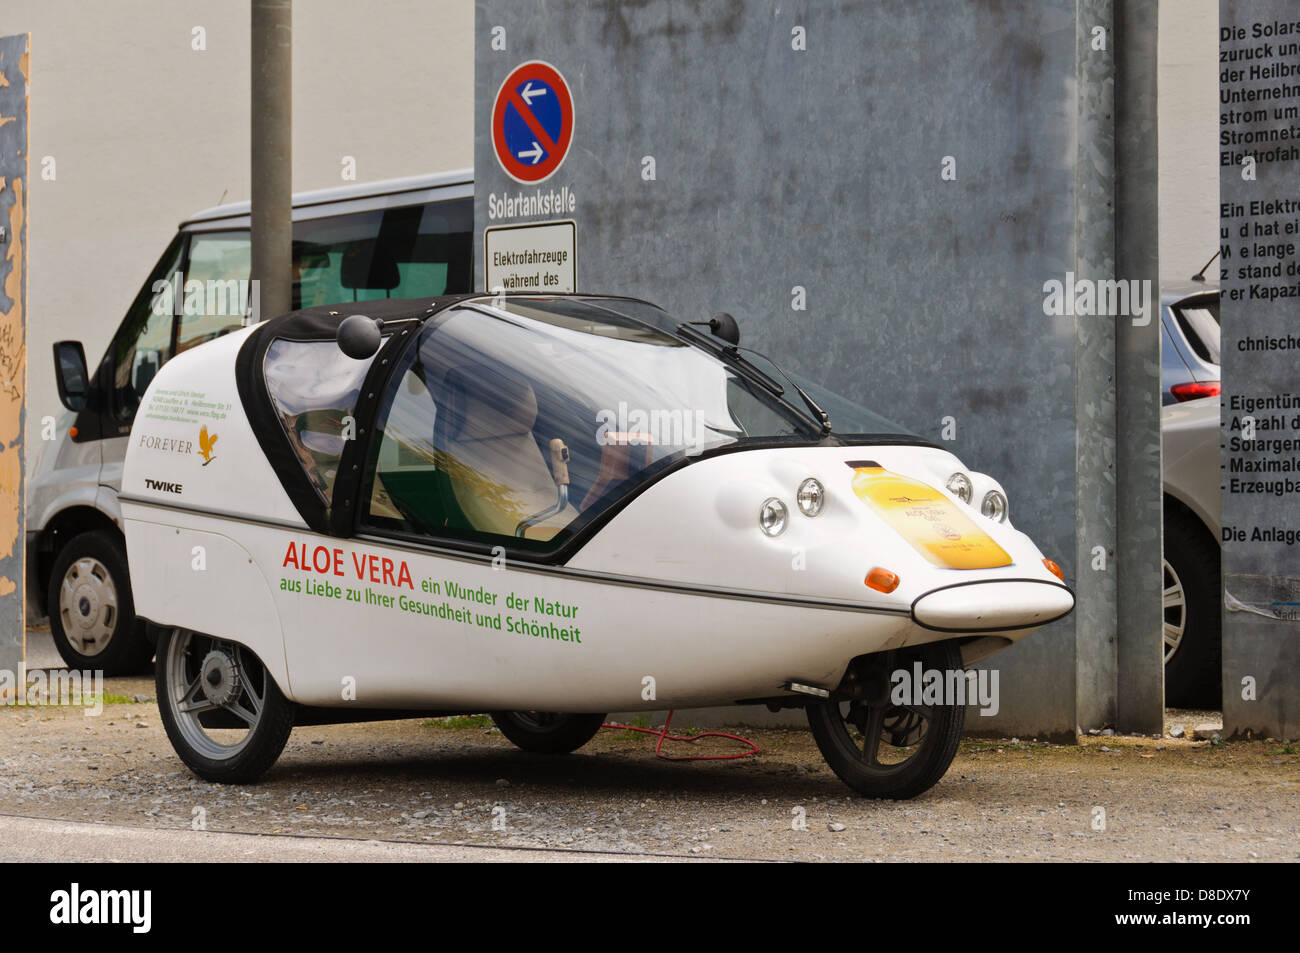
473,1,1166,735
0,34,29,679
1219,0,1300,738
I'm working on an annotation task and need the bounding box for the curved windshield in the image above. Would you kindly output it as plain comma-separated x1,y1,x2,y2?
359,296,818,550
264,338,380,501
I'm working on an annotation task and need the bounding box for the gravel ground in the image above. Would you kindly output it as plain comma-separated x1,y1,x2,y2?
1,677,1296,861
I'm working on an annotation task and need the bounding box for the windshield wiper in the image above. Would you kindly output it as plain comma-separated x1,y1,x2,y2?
675,323,832,436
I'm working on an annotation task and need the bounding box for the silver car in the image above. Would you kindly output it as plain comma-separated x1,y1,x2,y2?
1161,394,1221,707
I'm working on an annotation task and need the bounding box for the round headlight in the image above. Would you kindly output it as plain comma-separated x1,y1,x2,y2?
981,490,1008,522
946,472,973,504
759,498,788,536
796,478,824,517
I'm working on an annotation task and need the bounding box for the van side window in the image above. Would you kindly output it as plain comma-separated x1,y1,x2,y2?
293,197,473,307
177,231,252,356
109,236,185,422
104,194,471,426
263,339,379,503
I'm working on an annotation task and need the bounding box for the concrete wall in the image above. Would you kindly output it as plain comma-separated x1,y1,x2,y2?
475,0,1091,737
2,0,1217,469
1218,0,1300,738
4,0,473,466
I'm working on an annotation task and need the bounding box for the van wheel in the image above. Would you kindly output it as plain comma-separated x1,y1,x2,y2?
807,640,966,800
48,531,152,675
1163,507,1222,708
156,629,295,783
490,711,606,754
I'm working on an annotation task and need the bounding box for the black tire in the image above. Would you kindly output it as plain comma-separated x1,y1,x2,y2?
47,531,152,675
807,640,966,800
155,628,295,783
1163,504,1222,708
489,711,606,754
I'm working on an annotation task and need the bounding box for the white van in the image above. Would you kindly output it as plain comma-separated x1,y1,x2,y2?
30,171,474,673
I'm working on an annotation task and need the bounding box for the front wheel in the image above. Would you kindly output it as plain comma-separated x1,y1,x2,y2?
807,640,966,800
156,629,295,783
489,711,606,754
48,531,152,675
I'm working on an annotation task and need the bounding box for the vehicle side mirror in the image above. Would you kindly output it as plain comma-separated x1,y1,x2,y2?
707,312,740,345
685,311,741,346
337,313,383,359
53,340,90,412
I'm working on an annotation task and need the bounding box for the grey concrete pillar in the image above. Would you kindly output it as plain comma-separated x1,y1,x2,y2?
1074,0,1119,730
251,0,293,320
1113,0,1165,734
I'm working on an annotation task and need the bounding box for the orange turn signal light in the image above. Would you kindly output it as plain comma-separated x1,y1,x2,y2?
1043,557,1064,581
864,567,900,594
69,426,78,439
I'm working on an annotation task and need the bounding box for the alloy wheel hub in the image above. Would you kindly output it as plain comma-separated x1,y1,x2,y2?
199,650,242,707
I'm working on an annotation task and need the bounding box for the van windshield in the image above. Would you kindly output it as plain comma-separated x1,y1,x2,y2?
102,197,472,426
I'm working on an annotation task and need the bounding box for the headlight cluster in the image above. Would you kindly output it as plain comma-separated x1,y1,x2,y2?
980,490,1008,522
759,498,788,536
947,472,1009,523
945,472,973,503
796,478,824,517
759,478,825,536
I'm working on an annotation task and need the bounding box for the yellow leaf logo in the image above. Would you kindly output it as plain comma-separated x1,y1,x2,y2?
198,426,218,466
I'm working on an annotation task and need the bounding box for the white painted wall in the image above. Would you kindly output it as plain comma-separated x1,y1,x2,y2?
1158,0,1219,286
7,0,473,465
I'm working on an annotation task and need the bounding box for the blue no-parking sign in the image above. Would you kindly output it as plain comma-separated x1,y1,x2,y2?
492,60,574,184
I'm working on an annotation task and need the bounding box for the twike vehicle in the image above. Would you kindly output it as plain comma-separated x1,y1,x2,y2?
121,294,1073,799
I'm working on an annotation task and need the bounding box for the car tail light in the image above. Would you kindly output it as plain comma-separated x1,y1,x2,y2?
865,567,900,594
1170,381,1220,402
1043,558,1064,581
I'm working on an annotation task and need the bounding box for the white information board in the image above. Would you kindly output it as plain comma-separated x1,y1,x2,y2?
484,220,576,293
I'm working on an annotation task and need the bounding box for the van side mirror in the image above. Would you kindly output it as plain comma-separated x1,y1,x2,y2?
53,341,90,411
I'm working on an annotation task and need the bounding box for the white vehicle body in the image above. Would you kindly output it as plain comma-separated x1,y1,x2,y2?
121,297,1072,716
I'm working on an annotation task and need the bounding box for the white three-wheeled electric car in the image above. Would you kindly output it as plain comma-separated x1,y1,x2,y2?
120,294,1073,799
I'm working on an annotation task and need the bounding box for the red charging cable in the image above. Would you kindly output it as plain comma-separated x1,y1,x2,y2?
602,710,760,761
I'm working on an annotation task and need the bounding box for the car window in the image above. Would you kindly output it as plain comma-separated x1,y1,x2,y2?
1173,299,1220,365
177,231,252,356
263,339,380,502
109,235,185,423
293,198,473,307
359,299,817,551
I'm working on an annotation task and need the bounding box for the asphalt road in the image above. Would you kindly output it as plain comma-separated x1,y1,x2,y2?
0,814,698,863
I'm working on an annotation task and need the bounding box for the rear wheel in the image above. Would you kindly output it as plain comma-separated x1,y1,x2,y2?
156,628,295,783
48,531,152,675
490,711,606,754
1163,505,1222,708
807,640,966,799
